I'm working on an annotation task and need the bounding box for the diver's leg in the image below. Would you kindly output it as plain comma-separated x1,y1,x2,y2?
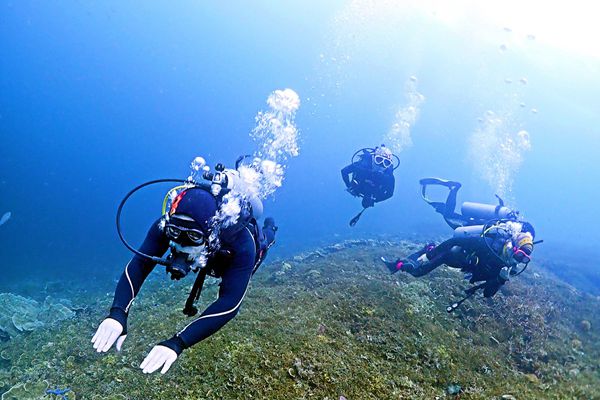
403,257,444,277
444,183,462,217
419,178,462,217
424,237,465,259
402,239,460,276
407,243,436,262
381,243,440,276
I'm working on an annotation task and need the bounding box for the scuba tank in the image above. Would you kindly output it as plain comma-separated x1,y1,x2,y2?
453,224,485,238
461,202,517,222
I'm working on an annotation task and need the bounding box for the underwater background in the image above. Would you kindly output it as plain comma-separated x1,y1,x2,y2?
1,1,600,399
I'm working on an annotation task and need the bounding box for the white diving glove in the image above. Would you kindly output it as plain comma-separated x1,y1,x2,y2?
416,253,429,265
91,318,127,352
140,345,178,374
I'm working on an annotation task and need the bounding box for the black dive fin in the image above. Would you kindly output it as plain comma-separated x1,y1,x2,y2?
349,208,367,227
419,178,461,204
419,177,462,189
494,194,505,207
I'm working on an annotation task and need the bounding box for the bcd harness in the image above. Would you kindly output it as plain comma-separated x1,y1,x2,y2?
182,217,273,317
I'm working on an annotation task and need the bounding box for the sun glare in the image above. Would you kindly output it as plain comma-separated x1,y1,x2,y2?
421,0,600,59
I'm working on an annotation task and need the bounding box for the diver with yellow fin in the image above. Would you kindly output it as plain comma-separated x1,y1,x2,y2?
381,178,541,311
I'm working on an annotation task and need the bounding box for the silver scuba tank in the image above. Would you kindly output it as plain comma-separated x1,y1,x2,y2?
461,202,515,221
453,224,485,238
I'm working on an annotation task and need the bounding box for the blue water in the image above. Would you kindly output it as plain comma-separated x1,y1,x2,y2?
1,1,599,294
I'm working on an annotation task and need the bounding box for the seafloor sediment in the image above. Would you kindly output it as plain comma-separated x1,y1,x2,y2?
1,239,599,399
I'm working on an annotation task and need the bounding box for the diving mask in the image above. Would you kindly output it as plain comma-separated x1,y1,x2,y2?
164,223,206,246
374,154,393,168
512,233,533,264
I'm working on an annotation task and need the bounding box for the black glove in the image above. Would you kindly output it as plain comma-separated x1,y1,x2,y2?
483,279,504,298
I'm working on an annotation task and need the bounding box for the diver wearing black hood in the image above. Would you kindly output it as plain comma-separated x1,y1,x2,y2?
341,145,397,226
381,226,534,298
92,187,277,374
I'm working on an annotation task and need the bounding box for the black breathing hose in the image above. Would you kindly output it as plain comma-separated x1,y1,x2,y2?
116,178,187,266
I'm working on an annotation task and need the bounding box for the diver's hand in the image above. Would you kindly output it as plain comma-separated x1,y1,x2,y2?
498,266,510,282
140,345,178,374
91,318,127,352
361,195,375,208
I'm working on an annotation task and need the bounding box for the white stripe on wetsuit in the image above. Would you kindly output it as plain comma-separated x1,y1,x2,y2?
124,261,135,312
177,226,255,335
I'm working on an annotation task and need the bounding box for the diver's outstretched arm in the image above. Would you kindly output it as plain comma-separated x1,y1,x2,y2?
158,228,255,355
92,218,169,353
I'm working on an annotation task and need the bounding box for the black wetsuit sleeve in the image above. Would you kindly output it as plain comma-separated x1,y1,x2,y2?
108,218,169,332
164,227,256,354
341,164,356,187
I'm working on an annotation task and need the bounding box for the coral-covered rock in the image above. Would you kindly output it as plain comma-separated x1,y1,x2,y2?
0,294,75,339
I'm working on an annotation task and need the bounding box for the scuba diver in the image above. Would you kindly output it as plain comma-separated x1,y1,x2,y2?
341,145,398,226
91,158,277,374
381,178,540,312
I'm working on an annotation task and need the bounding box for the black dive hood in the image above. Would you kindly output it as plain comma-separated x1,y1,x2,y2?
115,157,251,279
116,178,226,280
115,178,202,269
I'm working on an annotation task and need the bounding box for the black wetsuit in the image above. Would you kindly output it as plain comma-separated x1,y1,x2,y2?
341,156,395,208
109,218,260,355
393,234,512,298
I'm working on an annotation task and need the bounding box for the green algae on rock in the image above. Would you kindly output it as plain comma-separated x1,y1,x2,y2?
1,239,600,399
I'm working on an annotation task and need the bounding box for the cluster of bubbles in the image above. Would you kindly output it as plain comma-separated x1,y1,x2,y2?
249,88,301,197
187,157,208,184
504,220,525,238
251,89,301,162
191,89,301,237
469,111,531,198
383,77,425,154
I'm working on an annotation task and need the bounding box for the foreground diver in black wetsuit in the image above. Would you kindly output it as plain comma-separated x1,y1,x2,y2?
91,186,276,374
381,178,537,309
341,145,397,226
